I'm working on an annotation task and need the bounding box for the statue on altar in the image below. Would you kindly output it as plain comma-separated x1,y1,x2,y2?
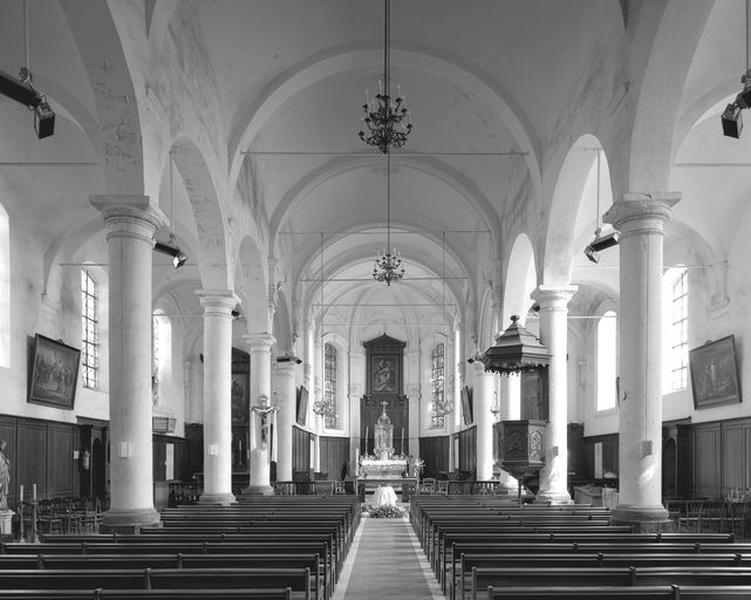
374,403,394,461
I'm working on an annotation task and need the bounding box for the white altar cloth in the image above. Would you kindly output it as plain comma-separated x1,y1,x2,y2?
372,485,398,507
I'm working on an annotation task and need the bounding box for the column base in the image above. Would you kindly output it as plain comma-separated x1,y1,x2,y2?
534,490,573,505
198,491,237,506
0,509,14,540
610,504,674,532
238,485,275,498
100,508,161,533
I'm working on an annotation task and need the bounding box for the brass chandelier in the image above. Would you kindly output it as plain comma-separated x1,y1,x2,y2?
372,153,404,285
358,0,412,154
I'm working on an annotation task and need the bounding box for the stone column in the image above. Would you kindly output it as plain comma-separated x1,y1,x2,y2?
242,333,275,495
275,360,297,482
604,192,680,530
196,290,238,505
474,365,495,480
531,285,577,504
90,195,163,531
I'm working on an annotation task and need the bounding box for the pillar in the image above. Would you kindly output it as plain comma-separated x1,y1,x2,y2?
90,195,163,531
243,332,275,495
196,290,238,505
531,284,577,504
474,365,495,480
275,360,297,482
603,192,680,530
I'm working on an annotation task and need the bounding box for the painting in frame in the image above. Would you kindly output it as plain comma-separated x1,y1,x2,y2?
689,335,741,409
29,334,80,409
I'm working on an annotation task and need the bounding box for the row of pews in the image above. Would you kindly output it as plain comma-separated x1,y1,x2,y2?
409,495,751,600
0,494,361,599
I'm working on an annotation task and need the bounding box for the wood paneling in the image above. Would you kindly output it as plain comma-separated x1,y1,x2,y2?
18,420,47,496
419,435,449,479
582,433,618,480
47,422,75,497
292,425,312,474
693,422,721,498
455,426,477,476
721,421,745,492
319,436,349,480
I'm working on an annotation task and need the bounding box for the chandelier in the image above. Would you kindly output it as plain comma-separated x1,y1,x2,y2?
358,0,412,154
373,154,405,285
312,395,335,417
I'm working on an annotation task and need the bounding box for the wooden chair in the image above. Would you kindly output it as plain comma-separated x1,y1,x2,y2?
419,478,436,495
677,500,703,532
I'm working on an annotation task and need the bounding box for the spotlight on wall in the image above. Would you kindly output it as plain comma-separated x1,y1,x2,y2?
153,233,187,269
584,228,620,264
0,69,56,139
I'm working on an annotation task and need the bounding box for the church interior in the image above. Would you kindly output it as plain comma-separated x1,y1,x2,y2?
3,0,751,597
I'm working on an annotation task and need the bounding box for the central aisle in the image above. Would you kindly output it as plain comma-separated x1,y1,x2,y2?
334,512,443,599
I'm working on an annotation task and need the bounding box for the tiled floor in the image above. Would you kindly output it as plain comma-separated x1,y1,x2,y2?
334,511,443,599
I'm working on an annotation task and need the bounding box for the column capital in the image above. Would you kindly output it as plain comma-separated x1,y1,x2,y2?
243,332,276,352
196,289,239,315
531,284,578,310
603,191,680,234
91,195,166,241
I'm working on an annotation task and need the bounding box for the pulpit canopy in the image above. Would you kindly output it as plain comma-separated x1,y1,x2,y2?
479,315,551,375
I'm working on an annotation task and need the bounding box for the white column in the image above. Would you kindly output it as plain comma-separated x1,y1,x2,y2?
532,284,577,504
196,290,237,505
90,195,163,531
275,361,297,481
496,375,518,492
604,192,679,529
244,332,275,495
474,365,495,481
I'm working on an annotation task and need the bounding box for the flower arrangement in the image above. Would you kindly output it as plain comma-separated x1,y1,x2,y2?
364,504,403,518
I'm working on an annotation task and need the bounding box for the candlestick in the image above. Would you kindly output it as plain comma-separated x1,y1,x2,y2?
32,483,37,501
364,427,368,454
19,485,23,502
400,428,404,455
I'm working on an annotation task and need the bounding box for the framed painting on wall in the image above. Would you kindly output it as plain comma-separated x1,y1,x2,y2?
28,334,80,409
689,335,741,409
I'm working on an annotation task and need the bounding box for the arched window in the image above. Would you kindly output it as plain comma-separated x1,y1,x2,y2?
152,310,172,407
81,269,98,388
324,342,337,428
670,268,689,392
431,342,445,428
596,310,617,411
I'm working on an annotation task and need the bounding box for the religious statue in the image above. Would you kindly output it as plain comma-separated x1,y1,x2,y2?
251,394,278,451
0,440,9,509
373,402,394,460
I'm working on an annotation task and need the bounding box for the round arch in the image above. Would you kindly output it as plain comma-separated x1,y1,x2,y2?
502,233,537,327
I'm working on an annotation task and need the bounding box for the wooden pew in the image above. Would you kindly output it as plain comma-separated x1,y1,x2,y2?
0,567,312,599
484,585,751,600
456,553,751,600
2,542,332,600
0,590,293,600
471,566,751,600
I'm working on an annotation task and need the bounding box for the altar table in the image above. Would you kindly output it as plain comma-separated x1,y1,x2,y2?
372,485,398,507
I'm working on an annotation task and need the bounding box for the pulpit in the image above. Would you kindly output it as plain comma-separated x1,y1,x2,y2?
494,419,546,503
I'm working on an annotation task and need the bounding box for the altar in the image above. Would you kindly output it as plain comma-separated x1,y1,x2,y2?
360,457,407,479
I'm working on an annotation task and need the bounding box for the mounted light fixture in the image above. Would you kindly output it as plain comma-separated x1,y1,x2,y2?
154,233,188,269
154,153,188,269
372,153,405,285
583,148,619,263
358,0,412,153
722,0,751,138
0,4,55,139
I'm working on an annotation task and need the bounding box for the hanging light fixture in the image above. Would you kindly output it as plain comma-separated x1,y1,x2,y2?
372,153,405,285
313,233,335,417
154,152,188,269
583,148,619,264
358,0,412,153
